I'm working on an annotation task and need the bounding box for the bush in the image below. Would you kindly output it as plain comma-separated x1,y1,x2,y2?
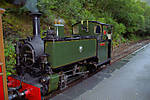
4,41,16,76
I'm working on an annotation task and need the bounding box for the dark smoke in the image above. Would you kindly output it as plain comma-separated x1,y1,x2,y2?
14,0,39,13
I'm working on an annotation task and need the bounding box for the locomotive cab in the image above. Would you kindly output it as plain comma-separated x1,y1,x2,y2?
72,21,112,64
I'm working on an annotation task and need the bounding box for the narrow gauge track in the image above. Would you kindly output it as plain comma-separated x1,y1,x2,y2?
43,39,150,100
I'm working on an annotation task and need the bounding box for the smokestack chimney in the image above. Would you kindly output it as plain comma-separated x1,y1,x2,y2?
31,13,41,37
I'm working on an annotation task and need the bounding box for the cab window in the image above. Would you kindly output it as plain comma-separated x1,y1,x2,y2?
94,25,101,34
73,25,79,34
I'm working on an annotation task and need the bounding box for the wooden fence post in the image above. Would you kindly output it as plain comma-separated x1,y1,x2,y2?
0,8,8,100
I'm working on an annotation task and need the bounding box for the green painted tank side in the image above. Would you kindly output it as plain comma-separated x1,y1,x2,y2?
45,39,97,69
98,41,108,63
48,74,59,92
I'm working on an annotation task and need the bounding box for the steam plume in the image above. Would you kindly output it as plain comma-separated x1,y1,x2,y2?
14,0,39,13
25,0,39,13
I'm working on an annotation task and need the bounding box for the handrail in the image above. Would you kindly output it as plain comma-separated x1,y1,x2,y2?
0,8,8,100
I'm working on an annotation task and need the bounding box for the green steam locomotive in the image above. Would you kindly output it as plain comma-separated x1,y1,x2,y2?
8,13,112,100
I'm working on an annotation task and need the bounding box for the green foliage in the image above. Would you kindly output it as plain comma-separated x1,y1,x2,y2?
4,41,16,76
1,0,150,38
38,0,96,25
2,0,149,38
80,9,96,21
3,12,33,38
37,0,150,38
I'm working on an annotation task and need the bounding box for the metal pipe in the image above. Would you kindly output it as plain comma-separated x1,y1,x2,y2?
31,13,41,37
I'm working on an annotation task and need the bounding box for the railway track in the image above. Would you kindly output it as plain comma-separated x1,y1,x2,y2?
43,39,150,100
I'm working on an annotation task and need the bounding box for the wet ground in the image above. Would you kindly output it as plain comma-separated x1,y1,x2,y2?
51,43,150,100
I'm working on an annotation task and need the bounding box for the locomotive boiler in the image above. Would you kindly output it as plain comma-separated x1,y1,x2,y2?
7,13,112,100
